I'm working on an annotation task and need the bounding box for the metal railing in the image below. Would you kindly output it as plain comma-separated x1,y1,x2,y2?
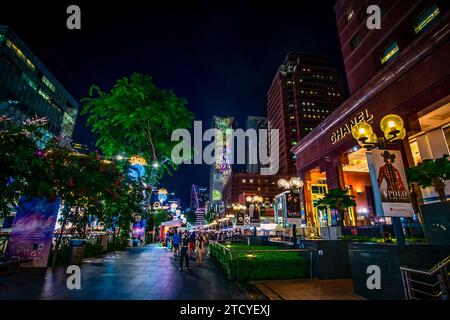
400,256,450,300
209,241,314,281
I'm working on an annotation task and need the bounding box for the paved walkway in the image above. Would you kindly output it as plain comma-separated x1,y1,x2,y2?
252,279,365,300
0,244,255,300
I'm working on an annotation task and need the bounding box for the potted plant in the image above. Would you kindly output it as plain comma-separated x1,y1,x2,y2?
406,154,450,245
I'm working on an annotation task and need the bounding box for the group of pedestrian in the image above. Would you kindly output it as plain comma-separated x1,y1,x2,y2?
165,229,209,271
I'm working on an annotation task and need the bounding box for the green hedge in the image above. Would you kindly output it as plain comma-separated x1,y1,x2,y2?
210,242,310,282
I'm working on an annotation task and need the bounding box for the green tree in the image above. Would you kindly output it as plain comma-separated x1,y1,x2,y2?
81,73,195,185
314,187,356,230
101,179,143,243
185,209,197,226
406,154,450,202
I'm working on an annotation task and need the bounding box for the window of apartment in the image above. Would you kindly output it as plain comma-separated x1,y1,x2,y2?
350,33,361,51
21,73,37,90
42,76,56,92
5,39,35,70
38,89,51,102
414,3,440,34
345,8,355,23
380,41,400,65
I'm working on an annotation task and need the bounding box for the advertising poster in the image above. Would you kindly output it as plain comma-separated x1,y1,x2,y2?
371,148,414,217
236,210,245,226
286,191,302,224
131,214,147,243
249,204,260,226
5,196,60,267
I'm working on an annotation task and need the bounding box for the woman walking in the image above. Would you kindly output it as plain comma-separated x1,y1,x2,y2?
195,233,205,266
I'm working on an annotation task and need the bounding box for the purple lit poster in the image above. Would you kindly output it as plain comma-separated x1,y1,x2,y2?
131,214,146,243
5,196,60,267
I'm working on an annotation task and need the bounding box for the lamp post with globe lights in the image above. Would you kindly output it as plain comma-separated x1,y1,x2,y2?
244,195,264,236
351,114,408,245
277,177,304,245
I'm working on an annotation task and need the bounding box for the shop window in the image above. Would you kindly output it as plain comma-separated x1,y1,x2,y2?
414,3,440,34
409,140,422,166
380,41,400,65
444,126,450,153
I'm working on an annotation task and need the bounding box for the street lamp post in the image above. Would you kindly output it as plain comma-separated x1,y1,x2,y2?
351,114,407,245
244,195,263,237
278,177,304,246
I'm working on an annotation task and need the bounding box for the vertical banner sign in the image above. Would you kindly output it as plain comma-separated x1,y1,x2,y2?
244,206,251,226
6,196,60,267
286,190,302,224
236,209,245,226
370,148,414,217
249,204,261,226
131,214,147,243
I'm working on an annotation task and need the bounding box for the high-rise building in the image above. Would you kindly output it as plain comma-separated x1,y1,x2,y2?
209,116,233,206
190,185,209,226
267,53,345,175
245,116,269,174
0,26,78,138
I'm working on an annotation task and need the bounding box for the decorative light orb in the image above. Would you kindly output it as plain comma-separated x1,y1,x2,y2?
351,122,373,142
152,162,159,169
246,195,253,203
277,179,288,189
358,133,378,146
392,127,406,141
380,114,404,140
290,177,304,189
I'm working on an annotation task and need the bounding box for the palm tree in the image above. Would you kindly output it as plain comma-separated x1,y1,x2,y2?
314,187,356,230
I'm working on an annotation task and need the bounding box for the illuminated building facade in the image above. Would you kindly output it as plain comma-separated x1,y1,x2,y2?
0,26,78,138
293,0,450,230
208,116,234,207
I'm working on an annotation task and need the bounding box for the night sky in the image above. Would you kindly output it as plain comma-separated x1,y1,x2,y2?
1,0,347,207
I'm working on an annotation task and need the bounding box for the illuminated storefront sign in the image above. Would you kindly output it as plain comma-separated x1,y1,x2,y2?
330,109,374,144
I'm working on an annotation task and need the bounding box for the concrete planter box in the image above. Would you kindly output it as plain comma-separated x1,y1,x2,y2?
347,242,450,300
299,239,351,279
421,201,450,245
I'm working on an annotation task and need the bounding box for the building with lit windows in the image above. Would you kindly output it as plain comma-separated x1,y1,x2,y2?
0,26,78,138
292,0,450,231
267,53,345,175
245,116,269,174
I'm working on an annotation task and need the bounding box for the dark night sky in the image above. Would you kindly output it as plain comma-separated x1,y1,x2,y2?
0,0,347,207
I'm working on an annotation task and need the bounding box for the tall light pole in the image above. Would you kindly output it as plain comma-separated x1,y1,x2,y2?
244,195,263,237
278,177,304,246
351,114,408,245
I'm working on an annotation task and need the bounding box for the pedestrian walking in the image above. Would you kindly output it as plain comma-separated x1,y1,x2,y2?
179,233,190,271
172,231,180,256
195,233,205,266
188,230,196,259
